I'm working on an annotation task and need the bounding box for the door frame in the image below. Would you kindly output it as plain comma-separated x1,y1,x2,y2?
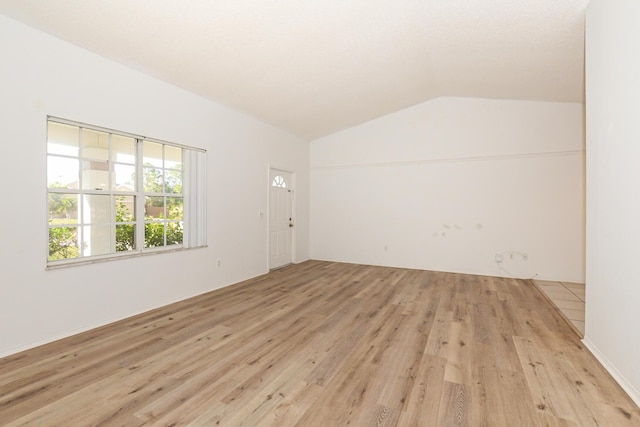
267,166,296,270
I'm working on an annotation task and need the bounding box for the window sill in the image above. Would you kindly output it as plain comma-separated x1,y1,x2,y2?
46,245,208,270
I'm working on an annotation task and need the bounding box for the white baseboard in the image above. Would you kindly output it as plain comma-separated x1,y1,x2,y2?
582,337,640,407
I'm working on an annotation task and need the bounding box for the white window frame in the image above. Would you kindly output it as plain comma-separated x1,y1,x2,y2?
46,117,207,268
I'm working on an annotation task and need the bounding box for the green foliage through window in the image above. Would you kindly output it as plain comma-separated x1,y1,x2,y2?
48,227,79,260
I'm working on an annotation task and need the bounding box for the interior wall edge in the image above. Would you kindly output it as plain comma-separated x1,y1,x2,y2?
583,337,640,408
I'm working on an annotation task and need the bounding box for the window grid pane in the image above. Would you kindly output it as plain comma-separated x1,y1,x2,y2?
81,129,109,161
116,224,136,252
47,122,79,156
48,226,79,261
48,193,79,224
47,156,79,189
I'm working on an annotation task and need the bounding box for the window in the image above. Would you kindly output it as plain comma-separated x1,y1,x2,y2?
47,117,206,265
272,175,287,188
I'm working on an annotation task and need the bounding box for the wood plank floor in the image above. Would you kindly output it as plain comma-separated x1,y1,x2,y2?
1,261,638,426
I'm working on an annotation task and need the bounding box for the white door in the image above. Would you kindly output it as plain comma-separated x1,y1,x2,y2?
269,169,294,269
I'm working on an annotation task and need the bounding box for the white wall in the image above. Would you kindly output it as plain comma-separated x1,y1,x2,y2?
584,0,640,405
0,15,309,357
310,97,585,282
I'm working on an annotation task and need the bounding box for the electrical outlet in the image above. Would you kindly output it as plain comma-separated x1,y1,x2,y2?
495,254,503,263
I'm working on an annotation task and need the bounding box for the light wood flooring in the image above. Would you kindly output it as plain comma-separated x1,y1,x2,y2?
1,261,638,426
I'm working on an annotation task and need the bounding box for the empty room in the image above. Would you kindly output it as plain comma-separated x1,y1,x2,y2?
1,0,639,425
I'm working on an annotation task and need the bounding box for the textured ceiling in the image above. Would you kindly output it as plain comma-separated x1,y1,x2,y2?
0,0,588,140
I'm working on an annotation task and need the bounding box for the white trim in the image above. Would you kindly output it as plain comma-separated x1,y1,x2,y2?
265,165,271,272
582,337,640,407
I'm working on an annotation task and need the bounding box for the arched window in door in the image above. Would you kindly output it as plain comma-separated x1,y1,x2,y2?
272,175,287,188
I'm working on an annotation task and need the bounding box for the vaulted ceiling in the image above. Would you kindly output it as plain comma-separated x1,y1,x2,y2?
0,0,588,140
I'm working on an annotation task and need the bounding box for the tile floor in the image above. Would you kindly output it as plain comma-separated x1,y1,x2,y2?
533,280,585,336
